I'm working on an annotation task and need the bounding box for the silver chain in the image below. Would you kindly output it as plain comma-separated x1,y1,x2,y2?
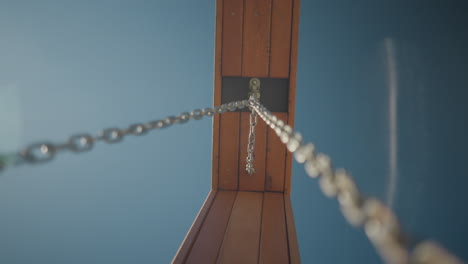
246,97,258,175
0,100,250,172
247,97,461,264
0,97,461,264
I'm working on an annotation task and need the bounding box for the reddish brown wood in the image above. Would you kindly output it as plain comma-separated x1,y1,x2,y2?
184,191,237,264
265,113,288,192
269,0,293,78
284,0,300,194
238,112,267,191
172,191,217,264
212,0,224,190
218,112,240,190
212,114,221,190
242,0,272,77
259,192,289,264
177,0,302,262
284,194,301,263
222,0,244,76
216,191,264,264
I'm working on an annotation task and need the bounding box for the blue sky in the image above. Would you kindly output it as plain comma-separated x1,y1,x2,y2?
1,0,467,263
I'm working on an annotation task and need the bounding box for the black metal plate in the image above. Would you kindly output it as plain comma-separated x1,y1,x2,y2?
221,77,289,112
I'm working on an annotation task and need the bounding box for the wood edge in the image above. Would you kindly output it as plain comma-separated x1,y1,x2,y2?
284,0,300,194
284,193,301,264
212,0,223,190
172,191,218,264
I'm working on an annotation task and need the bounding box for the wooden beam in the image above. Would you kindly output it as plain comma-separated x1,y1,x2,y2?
242,0,272,77
284,194,301,263
222,0,244,76
259,192,289,264
213,0,300,193
172,191,217,264
265,113,288,192
269,0,293,78
218,112,241,190
183,191,237,264
284,0,300,194
216,191,264,264
212,0,223,190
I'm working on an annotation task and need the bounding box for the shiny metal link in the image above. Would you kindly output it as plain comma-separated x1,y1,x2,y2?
246,96,257,175
21,143,56,163
247,97,461,264
0,100,249,172
68,134,94,152
0,97,461,264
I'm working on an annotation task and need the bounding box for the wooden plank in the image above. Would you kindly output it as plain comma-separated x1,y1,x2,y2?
284,0,300,194
284,194,301,263
217,191,264,264
212,0,224,190
218,112,240,190
269,0,293,78
212,114,221,190
185,191,238,264
172,191,217,264
259,192,289,264
239,112,267,192
242,0,272,77
222,0,244,76
265,113,288,192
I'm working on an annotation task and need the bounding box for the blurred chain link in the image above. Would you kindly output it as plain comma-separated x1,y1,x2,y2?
0,100,250,172
0,96,462,264
248,97,462,264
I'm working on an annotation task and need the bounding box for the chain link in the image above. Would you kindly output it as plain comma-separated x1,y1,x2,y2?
247,97,461,264
0,99,250,172
246,96,258,175
0,96,461,264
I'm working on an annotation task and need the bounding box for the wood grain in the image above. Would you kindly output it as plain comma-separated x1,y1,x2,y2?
172,191,217,264
222,0,244,76
216,191,264,264
212,0,224,190
185,191,237,264
259,192,289,264
239,112,267,192
269,0,293,78
284,0,300,194
218,112,240,190
242,0,272,77
284,194,301,263
265,113,288,192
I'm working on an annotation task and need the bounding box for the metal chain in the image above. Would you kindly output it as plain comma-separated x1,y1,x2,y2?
0,96,462,264
247,97,462,264
246,98,258,175
0,100,250,172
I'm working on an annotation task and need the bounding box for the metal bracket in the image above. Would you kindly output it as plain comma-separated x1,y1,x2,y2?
248,78,261,100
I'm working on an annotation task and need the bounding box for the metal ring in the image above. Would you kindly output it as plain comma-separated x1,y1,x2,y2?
202,108,215,116
128,124,147,136
101,128,124,143
21,143,56,163
68,134,94,152
147,120,166,130
177,112,191,124
227,103,237,111
164,116,177,126
190,109,203,120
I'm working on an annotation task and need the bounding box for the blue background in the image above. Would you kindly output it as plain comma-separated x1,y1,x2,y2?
0,0,467,263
